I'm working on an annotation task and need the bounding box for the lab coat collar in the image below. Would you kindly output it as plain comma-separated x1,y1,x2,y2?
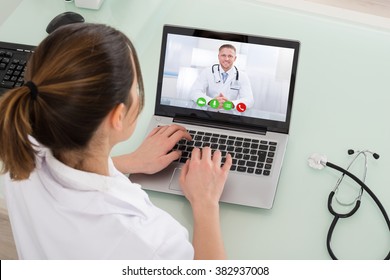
219,64,237,77
34,142,153,216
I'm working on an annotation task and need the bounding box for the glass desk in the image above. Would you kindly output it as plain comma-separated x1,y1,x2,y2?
0,0,389,259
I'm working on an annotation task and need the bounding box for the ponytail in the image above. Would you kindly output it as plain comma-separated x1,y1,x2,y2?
0,23,145,181
0,86,37,180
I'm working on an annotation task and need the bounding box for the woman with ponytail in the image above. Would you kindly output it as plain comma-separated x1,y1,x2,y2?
0,23,231,260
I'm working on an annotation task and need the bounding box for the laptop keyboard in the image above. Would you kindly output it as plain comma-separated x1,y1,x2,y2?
0,41,35,95
173,129,277,176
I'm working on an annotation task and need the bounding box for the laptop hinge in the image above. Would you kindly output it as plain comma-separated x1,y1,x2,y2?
173,116,267,135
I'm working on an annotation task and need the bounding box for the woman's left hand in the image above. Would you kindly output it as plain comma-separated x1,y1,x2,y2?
112,124,191,174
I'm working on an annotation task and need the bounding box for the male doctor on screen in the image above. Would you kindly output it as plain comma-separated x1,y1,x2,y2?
190,44,254,112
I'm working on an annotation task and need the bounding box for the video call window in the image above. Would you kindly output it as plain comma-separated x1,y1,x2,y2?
160,34,295,122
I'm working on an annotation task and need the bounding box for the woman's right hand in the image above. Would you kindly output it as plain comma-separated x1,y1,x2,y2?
179,147,231,209
179,147,232,260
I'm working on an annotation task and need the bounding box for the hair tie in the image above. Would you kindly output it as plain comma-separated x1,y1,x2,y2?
25,81,38,100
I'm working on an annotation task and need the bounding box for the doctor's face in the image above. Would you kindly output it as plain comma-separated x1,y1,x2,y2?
218,47,236,72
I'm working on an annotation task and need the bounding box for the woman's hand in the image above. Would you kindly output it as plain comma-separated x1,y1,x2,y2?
179,147,232,260
112,124,191,174
180,147,232,209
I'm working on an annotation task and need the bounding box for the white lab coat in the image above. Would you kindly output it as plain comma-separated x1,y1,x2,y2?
4,142,194,260
191,64,254,110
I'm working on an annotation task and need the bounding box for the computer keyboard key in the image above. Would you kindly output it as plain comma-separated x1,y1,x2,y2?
182,151,189,158
219,144,227,151
258,151,266,162
178,145,186,151
186,146,194,152
237,166,247,172
0,81,15,88
235,141,243,146
255,169,262,175
243,142,250,148
210,143,218,149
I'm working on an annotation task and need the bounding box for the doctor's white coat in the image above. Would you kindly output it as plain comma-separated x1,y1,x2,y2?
4,144,194,260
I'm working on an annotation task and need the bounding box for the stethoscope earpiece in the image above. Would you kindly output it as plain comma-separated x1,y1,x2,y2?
348,149,380,159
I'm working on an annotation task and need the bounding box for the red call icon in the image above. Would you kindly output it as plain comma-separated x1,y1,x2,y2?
236,103,246,112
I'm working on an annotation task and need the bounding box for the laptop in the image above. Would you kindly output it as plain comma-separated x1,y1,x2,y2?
130,25,300,209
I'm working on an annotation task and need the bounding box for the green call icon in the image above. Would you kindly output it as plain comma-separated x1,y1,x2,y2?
223,101,233,110
209,99,219,109
196,97,207,107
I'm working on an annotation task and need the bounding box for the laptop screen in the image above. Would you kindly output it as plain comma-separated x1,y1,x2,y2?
155,25,300,134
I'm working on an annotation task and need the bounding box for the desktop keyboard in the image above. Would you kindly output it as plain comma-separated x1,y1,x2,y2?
0,41,35,96
173,129,277,176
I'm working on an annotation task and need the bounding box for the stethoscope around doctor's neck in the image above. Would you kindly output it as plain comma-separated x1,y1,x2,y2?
211,64,240,90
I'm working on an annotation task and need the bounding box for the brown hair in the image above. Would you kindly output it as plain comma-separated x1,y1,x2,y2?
0,23,144,180
219,44,236,53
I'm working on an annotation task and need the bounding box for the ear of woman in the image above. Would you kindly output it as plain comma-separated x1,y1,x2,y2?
109,103,127,131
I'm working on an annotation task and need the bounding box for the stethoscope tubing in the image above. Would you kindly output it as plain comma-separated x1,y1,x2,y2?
325,161,390,260
326,161,390,228
212,64,239,83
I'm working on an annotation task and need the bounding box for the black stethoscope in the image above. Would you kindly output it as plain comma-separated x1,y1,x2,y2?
211,64,240,90
308,150,390,260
